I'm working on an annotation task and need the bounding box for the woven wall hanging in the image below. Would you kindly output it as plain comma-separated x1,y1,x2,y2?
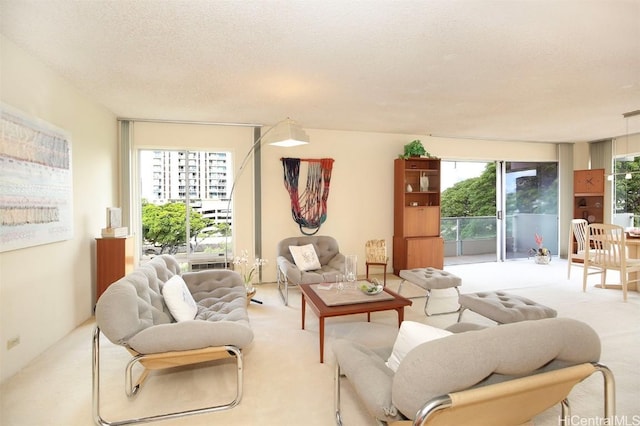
281,157,334,235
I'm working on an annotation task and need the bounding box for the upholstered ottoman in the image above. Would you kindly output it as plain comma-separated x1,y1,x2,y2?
457,291,557,324
398,268,462,316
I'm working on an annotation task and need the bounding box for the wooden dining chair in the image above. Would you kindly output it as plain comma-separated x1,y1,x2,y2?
583,223,640,301
567,219,589,279
365,239,389,286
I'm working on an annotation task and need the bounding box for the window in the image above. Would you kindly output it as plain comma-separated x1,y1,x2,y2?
612,155,640,228
139,149,232,270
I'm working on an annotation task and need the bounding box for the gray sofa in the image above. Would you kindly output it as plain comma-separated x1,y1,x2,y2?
333,318,614,425
276,235,346,305
93,254,253,425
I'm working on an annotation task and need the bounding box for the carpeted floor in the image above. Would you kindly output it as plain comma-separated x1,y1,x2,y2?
1,258,639,425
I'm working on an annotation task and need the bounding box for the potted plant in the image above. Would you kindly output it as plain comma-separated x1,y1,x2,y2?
529,233,551,264
399,139,431,159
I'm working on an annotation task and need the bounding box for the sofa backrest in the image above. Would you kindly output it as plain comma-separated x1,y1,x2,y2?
391,317,601,418
95,255,178,347
276,235,340,265
146,254,182,281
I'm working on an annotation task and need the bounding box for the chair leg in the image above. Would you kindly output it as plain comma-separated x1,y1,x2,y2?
276,265,289,306
424,287,461,317
382,265,387,287
398,279,405,294
334,363,344,426
560,398,571,425
593,363,616,419
366,263,387,286
457,306,467,323
93,326,244,426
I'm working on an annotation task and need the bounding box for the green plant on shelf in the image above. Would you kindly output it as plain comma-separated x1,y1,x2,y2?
399,139,432,159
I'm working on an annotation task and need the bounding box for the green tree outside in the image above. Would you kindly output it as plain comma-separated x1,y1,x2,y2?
441,163,497,240
441,162,559,247
614,159,640,218
142,200,210,254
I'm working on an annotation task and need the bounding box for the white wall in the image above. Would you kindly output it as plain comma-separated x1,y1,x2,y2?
0,36,117,381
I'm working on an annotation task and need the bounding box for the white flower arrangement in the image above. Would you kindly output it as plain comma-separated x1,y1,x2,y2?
233,249,268,290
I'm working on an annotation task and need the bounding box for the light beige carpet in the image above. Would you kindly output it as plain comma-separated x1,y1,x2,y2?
1,259,639,425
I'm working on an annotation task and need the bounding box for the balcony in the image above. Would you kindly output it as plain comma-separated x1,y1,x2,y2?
442,214,559,264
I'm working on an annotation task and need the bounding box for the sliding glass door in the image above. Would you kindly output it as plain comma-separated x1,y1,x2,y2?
501,161,558,260
441,160,558,263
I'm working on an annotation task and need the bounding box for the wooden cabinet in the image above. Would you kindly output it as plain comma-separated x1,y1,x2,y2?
393,236,444,271
573,169,605,225
403,206,440,236
393,158,443,274
96,236,134,301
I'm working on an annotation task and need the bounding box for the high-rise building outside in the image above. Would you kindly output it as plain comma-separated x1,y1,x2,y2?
140,150,232,225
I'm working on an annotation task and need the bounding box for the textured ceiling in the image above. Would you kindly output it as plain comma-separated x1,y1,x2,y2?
1,0,639,142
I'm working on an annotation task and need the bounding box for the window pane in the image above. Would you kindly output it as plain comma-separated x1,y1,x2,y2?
139,149,232,270
613,156,640,228
505,162,558,259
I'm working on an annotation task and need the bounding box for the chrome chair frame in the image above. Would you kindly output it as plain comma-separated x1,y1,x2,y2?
276,263,293,306
398,280,461,317
412,363,615,426
335,361,615,426
92,327,244,426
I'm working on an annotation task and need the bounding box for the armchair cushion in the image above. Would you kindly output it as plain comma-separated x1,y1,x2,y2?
162,274,197,321
385,321,452,372
276,236,346,285
289,243,322,271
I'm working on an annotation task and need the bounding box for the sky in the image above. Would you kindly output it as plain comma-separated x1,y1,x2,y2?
441,161,489,191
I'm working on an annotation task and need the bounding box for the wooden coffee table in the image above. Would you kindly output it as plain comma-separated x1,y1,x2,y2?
299,283,412,363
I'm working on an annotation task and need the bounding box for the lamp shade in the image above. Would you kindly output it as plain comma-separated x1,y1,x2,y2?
266,118,310,147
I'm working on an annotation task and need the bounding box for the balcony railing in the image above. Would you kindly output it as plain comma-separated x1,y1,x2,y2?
442,216,496,258
442,213,559,259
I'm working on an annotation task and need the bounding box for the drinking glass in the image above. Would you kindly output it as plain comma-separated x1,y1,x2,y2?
335,273,345,292
345,255,357,287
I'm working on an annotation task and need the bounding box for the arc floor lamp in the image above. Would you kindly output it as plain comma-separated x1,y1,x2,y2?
224,118,310,267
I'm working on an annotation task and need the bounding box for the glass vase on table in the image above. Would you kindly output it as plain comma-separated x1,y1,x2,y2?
345,255,357,289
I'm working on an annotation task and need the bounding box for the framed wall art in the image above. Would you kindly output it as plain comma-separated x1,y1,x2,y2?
0,104,74,252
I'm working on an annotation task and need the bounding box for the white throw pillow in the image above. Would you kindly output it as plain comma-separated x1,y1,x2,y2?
289,244,322,271
385,321,452,372
162,274,198,322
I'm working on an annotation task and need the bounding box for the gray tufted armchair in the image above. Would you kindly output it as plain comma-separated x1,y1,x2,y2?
276,235,346,305
92,255,253,425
